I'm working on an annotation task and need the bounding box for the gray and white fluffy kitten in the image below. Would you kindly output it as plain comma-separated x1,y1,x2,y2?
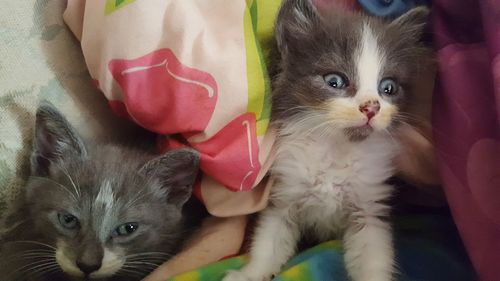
224,1,430,281
0,104,203,281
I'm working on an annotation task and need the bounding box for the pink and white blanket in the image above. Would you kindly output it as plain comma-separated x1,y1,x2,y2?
64,0,283,217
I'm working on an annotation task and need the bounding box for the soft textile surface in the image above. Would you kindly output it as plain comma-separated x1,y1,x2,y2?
0,0,135,223
431,1,500,280
168,210,476,281
64,0,284,217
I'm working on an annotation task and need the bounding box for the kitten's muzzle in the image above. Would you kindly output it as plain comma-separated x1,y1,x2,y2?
75,236,104,276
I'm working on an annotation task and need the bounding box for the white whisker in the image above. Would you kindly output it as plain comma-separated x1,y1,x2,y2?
11,259,57,278
29,176,78,201
125,261,161,267
120,265,151,275
125,252,172,258
383,129,398,146
10,240,57,250
23,262,59,279
56,161,81,198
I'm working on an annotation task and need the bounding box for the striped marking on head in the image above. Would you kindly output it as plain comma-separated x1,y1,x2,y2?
355,22,385,102
93,179,118,241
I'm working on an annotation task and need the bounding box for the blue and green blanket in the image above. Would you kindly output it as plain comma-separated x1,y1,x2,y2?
169,208,476,281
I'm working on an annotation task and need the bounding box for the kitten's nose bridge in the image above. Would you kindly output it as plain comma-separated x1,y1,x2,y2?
76,237,103,275
359,100,380,120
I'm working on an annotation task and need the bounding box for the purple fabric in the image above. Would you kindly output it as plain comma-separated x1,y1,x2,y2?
432,0,500,280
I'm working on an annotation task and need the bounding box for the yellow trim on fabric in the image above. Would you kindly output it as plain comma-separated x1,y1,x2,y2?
255,0,282,55
170,271,200,281
281,263,310,280
256,118,269,135
255,0,281,136
244,0,266,134
104,0,136,15
243,0,282,136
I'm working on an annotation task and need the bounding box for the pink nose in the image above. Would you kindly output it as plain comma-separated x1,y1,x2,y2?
359,100,380,120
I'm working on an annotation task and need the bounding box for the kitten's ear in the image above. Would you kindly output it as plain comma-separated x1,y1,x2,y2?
31,102,87,176
275,0,321,55
140,148,200,208
389,6,430,40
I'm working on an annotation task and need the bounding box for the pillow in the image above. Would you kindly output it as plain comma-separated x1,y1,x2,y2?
64,0,284,217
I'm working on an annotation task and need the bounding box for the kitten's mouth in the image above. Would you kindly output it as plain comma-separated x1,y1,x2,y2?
344,124,374,142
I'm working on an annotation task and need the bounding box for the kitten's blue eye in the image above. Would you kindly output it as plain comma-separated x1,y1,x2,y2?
324,73,348,89
379,78,399,96
57,213,79,229
112,223,139,237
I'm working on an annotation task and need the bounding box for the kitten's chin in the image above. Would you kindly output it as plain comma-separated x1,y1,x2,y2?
344,125,374,142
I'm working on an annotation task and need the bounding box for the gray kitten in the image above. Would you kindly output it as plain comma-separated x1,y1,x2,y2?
224,1,430,281
0,104,203,281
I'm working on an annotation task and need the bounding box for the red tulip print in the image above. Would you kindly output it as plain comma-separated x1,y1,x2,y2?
109,48,262,191
109,48,218,134
191,112,261,191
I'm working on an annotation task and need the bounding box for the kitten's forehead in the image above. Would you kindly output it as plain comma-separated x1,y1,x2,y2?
83,176,161,238
302,13,414,83
92,179,119,240
355,23,384,98
40,162,162,239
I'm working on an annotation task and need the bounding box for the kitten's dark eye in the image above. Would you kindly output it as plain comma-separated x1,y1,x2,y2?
324,73,348,89
379,78,399,96
57,213,79,229
112,223,139,237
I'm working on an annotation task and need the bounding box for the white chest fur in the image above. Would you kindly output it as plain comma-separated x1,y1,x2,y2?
223,129,400,281
271,130,398,239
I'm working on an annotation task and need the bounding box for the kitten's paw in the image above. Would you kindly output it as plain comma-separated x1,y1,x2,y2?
222,270,271,281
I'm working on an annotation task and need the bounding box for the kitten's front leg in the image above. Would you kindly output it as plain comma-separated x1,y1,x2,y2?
223,208,300,281
343,215,395,281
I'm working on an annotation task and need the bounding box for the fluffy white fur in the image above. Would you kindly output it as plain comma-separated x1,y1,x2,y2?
224,21,399,281
224,127,398,281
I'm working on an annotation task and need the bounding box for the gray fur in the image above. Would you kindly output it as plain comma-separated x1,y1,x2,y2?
271,0,430,127
0,103,203,281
